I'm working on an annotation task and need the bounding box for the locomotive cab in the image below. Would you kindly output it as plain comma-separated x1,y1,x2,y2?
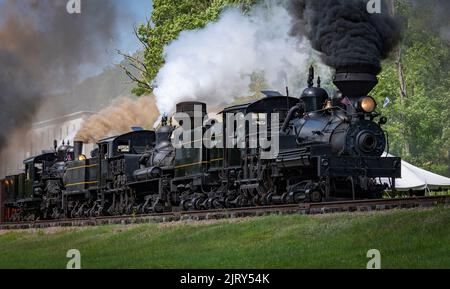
23,153,58,199
93,130,156,189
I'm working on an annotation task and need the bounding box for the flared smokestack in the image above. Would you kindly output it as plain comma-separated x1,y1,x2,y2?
333,70,379,97
73,141,84,161
175,102,208,129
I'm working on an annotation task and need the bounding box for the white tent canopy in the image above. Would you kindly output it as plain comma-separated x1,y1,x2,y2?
379,154,450,191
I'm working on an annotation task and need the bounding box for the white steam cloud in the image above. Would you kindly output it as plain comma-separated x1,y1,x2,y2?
153,3,327,114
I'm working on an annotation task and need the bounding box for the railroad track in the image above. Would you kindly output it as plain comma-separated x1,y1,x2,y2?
1,196,449,230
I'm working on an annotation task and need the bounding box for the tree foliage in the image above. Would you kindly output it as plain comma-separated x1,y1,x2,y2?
372,0,450,176
132,0,449,176
132,0,257,96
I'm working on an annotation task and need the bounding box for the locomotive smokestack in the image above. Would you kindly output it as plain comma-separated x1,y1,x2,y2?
175,102,208,129
74,141,84,161
333,68,379,98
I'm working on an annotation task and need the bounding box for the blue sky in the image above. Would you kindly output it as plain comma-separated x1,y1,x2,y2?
82,0,154,78
0,0,154,77
115,0,153,56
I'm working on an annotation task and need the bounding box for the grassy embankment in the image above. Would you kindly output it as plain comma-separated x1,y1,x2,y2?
0,207,449,269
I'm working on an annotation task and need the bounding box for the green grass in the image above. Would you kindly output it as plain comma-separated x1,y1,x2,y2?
1,208,449,269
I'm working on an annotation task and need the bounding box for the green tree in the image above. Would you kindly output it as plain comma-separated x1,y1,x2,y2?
372,0,450,176
126,0,449,176
131,0,257,96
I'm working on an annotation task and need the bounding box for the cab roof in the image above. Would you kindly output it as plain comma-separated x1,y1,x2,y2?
24,152,57,165
97,130,156,145
221,94,299,114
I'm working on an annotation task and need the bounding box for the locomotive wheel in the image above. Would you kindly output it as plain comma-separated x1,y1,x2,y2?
51,208,62,219
153,201,164,213
266,193,273,205
180,199,190,211
198,198,208,210
252,196,261,206
205,198,220,210
281,193,289,204
235,196,245,208
27,213,36,222
212,198,225,209
224,196,234,208
205,198,214,210
192,198,203,210
310,191,323,203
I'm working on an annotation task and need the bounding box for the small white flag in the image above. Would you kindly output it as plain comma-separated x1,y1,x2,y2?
383,97,391,108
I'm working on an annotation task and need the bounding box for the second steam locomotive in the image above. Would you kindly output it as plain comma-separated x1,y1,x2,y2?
0,68,401,221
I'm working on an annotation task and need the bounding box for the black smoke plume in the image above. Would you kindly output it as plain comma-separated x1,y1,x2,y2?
288,0,402,74
0,0,122,152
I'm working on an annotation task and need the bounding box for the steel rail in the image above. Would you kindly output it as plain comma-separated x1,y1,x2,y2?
1,196,449,230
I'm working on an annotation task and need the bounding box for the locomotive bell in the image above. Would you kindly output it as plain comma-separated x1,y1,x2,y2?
300,87,329,113
300,66,329,113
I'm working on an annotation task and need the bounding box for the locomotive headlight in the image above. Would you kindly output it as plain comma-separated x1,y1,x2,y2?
359,97,377,113
78,154,87,161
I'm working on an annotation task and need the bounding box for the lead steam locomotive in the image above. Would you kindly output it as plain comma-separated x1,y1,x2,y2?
0,68,401,221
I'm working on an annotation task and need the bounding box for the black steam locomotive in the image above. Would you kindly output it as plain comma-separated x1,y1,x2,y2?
0,68,401,221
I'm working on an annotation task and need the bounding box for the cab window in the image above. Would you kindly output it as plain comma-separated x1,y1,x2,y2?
34,163,43,175
25,165,32,181
117,140,131,153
